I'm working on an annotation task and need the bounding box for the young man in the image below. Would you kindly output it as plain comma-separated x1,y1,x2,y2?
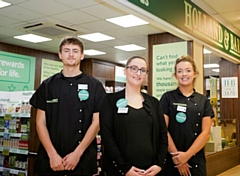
30,36,106,176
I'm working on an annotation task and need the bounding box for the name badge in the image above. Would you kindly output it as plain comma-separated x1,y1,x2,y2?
78,84,88,90
117,107,128,114
177,105,186,112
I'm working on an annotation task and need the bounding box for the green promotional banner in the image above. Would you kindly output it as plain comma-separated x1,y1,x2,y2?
0,51,35,91
128,0,240,60
152,41,188,99
41,59,63,82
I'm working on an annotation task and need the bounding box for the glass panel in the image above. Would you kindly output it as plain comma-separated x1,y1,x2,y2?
205,119,238,155
220,119,237,149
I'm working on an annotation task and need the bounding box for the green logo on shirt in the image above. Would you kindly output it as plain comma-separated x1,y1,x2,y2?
176,112,187,123
78,89,89,101
46,98,58,103
116,98,128,108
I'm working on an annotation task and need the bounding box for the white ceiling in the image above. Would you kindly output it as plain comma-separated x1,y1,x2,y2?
0,0,240,77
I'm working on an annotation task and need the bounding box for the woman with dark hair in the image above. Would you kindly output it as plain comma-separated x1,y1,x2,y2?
100,56,168,176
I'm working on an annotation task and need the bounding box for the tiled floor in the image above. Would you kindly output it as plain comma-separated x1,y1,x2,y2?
217,165,240,176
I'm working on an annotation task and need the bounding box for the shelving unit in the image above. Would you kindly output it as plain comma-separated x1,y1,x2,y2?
0,114,30,176
0,91,33,176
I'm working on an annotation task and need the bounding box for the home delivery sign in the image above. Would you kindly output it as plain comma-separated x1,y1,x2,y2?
0,51,35,91
128,0,240,60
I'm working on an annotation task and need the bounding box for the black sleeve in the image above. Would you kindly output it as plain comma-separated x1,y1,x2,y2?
29,83,46,111
93,80,106,113
204,98,215,118
159,92,170,116
99,94,132,174
154,99,168,169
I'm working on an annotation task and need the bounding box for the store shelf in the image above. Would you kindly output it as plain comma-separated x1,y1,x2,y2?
0,167,27,175
0,132,27,138
0,113,30,118
0,147,28,155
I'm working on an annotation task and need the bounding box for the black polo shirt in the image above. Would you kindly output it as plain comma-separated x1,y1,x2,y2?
30,71,106,176
160,88,214,176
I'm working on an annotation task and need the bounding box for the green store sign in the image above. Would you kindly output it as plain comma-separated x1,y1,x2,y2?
128,0,240,60
0,51,35,91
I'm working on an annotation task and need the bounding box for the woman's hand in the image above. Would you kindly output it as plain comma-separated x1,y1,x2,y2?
171,151,191,166
144,165,161,176
126,166,144,176
176,163,192,176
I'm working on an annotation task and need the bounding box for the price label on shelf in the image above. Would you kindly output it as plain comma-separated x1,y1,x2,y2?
3,132,10,139
11,169,18,174
18,171,26,176
3,168,10,175
21,134,29,141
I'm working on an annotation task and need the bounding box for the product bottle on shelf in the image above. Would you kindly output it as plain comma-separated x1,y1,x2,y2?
16,117,21,133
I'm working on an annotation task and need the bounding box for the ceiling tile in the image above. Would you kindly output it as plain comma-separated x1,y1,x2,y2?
79,20,121,32
0,6,44,21
55,0,99,9
52,10,99,25
0,16,19,26
204,0,240,13
17,0,72,15
81,3,125,19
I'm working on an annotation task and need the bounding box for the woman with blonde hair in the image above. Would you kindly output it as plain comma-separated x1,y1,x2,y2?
160,55,214,176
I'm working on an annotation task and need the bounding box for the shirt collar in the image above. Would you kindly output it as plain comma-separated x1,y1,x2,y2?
60,70,85,79
176,87,196,97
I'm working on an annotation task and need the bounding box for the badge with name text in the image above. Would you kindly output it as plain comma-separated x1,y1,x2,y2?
117,107,128,113
177,105,187,112
78,84,88,90
116,98,128,114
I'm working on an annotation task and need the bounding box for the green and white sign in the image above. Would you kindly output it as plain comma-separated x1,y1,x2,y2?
152,41,188,99
128,0,240,60
115,66,126,83
0,51,35,91
41,59,63,82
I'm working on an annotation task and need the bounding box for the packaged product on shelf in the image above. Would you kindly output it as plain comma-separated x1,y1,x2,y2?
18,140,28,150
2,103,8,114
27,119,30,133
15,103,21,113
16,117,21,133
0,154,4,167
21,101,26,114
7,104,14,113
0,118,4,132
0,103,3,114
25,102,31,113
20,119,27,133
4,120,10,133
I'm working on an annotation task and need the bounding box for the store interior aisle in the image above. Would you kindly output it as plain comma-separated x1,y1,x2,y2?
217,165,240,176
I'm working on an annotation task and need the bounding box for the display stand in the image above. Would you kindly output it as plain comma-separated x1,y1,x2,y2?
0,91,34,176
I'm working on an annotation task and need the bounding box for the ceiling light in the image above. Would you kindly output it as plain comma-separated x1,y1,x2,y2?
212,68,220,72
114,44,145,51
14,34,52,43
78,33,115,42
106,14,149,28
84,49,106,56
119,60,128,65
203,64,219,68
212,69,220,72
204,48,212,54
0,0,11,8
